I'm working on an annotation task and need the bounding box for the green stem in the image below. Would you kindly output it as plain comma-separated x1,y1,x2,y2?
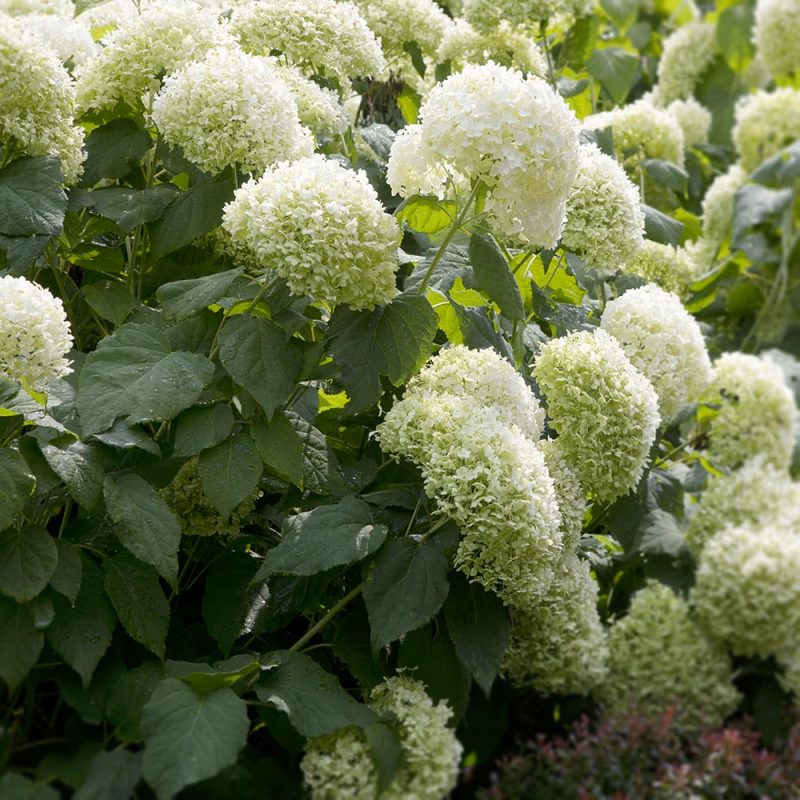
289,583,364,652
417,515,451,544
540,21,557,88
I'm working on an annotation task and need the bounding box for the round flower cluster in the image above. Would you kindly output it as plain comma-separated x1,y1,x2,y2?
692,521,800,658
463,0,594,31
703,352,796,471
502,554,609,695
0,276,73,391
621,240,696,294
19,13,97,66
389,63,580,248
754,0,800,80
386,125,456,199
560,143,645,275
151,48,313,176
685,457,800,558
598,582,740,730
701,164,746,248
301,676,462,800
1,20,84,182
229,0,384,84
75,0,235,112
274,63,348,138
654,21,717,105
436,19,546,75
380,391,563,605
402,345,545,441
538,439,586,552
733,88,800,171
600,285,712,422
533,328,661,503
222,155,400,311
667,98,712,145
159,458,259,536
585,99,685,172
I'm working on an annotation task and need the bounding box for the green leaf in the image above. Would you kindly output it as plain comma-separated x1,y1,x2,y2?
74,750,142,800
259,497,387,579
0,597,44,688
80,119,151,187
256,650,377,737
251,412,304,487
559,14,600,70
402,40,426,76
695,56,740,147
717,5,754,73
328,293,437,412
173,404,234,458
202,553,270,655
632,509,689,559
732,184,794,242
586,46,639,104
85,186,178,234
150,174,235,260
600,0,638,30
107,662,163,743
50,541,83,604
0,234,51,272
46,559,116,686
0,773,58,800
641,158,689,195
198,432,262,519
469,233,525,321
218,316,302,419
141,679,250,800
363,537,450,649
175,655,261,696
104,551,169,659
78,323,215,435
0,156,66,236
39,438,104,510
396,196,456,234
157,269,242,320
0,447,35,531
103,474,181,587
0,526,58,602
286,412,345,495
396,85,420,125
751,141,800,188
643,203,684,247
444,573,510,695
82,281,134,326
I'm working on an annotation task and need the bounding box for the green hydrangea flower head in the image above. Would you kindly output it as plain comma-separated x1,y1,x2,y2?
668,97,712,145
654,21,717,105
598,582,740,730
538,439,586,553
733,88,800,171
503,554,609,695
222,154,401,311
621,240,696,294
533,328,661,503
701,164,746,247
754,0,800,80
463,0,594,32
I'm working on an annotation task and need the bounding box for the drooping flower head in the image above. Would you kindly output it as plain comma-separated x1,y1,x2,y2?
733,88,800,171
598,582,740,730
503,554,609,695
600,285,712,422
703,352,797,471
229,0,384,84
0,275,73,391
654,21,717,105
754,0,800,80
533,328,661,503
463,0,594,31
222,154,400,310
668,97,712,145
301,676,462,800
620,240,696,294
151,48,313,176
561,142,645,275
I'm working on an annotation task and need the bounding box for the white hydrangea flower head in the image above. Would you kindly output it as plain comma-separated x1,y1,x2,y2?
692,520,800,658
701,164,746,247
0,0,73,15
379,391,563,605
0,19,84,182
538,439,586,553
274,63,349,138
598,582,740,730
405,345,546,441
503,554,609,695
386,125,454,199
654,21,717,105
533,328,661,503
463,0,594,31
229,0,384,84
561,143,645,275
754,0,800,80
704,352,797,470
74,0,235,113
301,676,462,800
18,13,97,65
600,285,712,422
685,457,800,558
584,99,685,171
621,240,696,294
436,18,547,75
0,276,73,391
407,63,580,248
733,88,800,171
151,48,314,176
222,155,400,310
668,97,712,145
